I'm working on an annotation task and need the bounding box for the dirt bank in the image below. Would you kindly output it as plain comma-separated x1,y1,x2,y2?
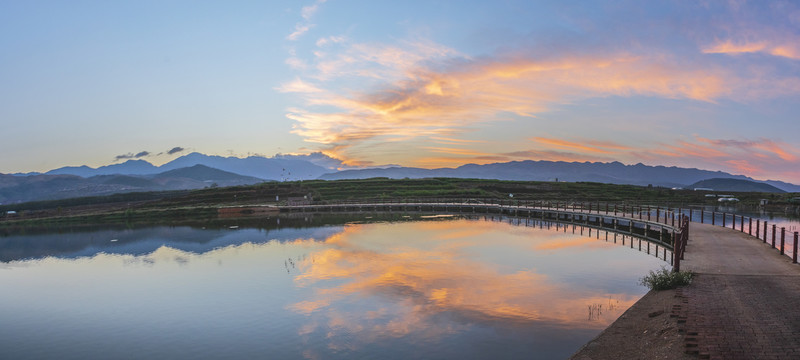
570,288,692,360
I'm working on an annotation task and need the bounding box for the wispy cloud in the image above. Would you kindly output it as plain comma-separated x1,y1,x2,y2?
287,0,327,41
703,39,800,60
114,151,151,162
167,147,184,155
287,24,313,41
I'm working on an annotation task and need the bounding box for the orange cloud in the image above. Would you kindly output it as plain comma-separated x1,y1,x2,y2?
422,147,495,157
703,39,800,60
532,137,618,155
283,37,737,165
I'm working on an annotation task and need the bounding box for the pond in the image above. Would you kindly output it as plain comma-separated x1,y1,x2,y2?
0,214,667,359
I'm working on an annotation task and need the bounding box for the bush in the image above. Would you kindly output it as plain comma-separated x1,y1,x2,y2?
639,267,693,290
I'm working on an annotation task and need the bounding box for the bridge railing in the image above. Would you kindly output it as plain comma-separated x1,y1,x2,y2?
285,199,690,270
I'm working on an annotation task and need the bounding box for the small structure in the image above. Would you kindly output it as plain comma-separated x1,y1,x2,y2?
694,187,713,191
760,199,769,206
287,196,312,206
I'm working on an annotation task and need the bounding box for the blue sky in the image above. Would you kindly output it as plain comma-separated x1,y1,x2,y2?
2,0,800,182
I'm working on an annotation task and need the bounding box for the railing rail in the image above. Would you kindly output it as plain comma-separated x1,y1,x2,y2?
280,200,688,270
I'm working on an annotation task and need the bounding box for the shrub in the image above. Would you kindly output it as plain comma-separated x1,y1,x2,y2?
639,267,693,290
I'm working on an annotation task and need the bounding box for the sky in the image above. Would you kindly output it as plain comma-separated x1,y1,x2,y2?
1,1,799,182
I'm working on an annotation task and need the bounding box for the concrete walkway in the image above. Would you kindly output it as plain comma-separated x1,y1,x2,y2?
677,222,800,359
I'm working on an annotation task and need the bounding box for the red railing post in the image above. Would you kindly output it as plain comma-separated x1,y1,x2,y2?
673,231,680,272
794,232,799,264
772,224,777,248
756,220,760,240
781,227,786,256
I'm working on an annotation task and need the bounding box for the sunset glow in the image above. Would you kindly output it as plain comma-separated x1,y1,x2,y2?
1,1,799,182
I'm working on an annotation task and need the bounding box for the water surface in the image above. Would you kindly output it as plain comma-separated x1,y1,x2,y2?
0,215,666,359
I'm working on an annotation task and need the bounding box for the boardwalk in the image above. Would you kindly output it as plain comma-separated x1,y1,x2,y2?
573,222,800,360
282,201,800,358
678,223,800,359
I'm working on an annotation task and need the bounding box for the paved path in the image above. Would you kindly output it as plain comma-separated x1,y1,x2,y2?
678,222,800,359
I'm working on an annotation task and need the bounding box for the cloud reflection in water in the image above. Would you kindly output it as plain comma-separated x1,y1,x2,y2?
287,219,651,353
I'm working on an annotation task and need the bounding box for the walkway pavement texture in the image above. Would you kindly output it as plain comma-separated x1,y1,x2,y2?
679,222,800,359
572,221,800,360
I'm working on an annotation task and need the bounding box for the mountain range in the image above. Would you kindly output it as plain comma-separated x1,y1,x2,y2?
2,153,798,204
318,160,800,192
40,152,331,180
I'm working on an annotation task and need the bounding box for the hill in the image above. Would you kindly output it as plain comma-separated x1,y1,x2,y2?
43,153,332,181
0,165,266,204
154,164,264,183
319,160,800,192
688,178,786,193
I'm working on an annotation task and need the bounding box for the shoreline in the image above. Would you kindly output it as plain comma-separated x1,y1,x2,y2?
570,287,692,360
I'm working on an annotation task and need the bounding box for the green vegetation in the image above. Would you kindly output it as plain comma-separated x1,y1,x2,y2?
639,267,694,290
1,177,798,227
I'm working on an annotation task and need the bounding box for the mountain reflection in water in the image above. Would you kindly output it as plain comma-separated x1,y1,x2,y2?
0,215,665,360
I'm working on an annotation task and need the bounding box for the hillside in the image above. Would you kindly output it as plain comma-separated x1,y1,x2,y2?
688,178,786,193
0,165,266,204
319,160,800,192
154,164,264,183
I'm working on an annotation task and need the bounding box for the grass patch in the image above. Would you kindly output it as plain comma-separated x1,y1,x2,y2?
640,267,694,291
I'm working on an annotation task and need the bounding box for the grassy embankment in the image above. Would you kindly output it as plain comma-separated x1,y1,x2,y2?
1,177,796,227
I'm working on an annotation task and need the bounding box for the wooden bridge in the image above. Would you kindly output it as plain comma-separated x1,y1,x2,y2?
279,200,689,270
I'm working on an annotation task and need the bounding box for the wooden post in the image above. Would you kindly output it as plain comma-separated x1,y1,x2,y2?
712,211,715,225
794,232,799,264
781,227,786,255
756,220,760,240
748,218,752,236
647,207,651,221
722,213,726,228
700,209,703,224
772,224,777,248
740,215,744,233
764,221,768,243
656,208,660,223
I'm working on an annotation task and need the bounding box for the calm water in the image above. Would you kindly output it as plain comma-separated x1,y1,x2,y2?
0,215,666,359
